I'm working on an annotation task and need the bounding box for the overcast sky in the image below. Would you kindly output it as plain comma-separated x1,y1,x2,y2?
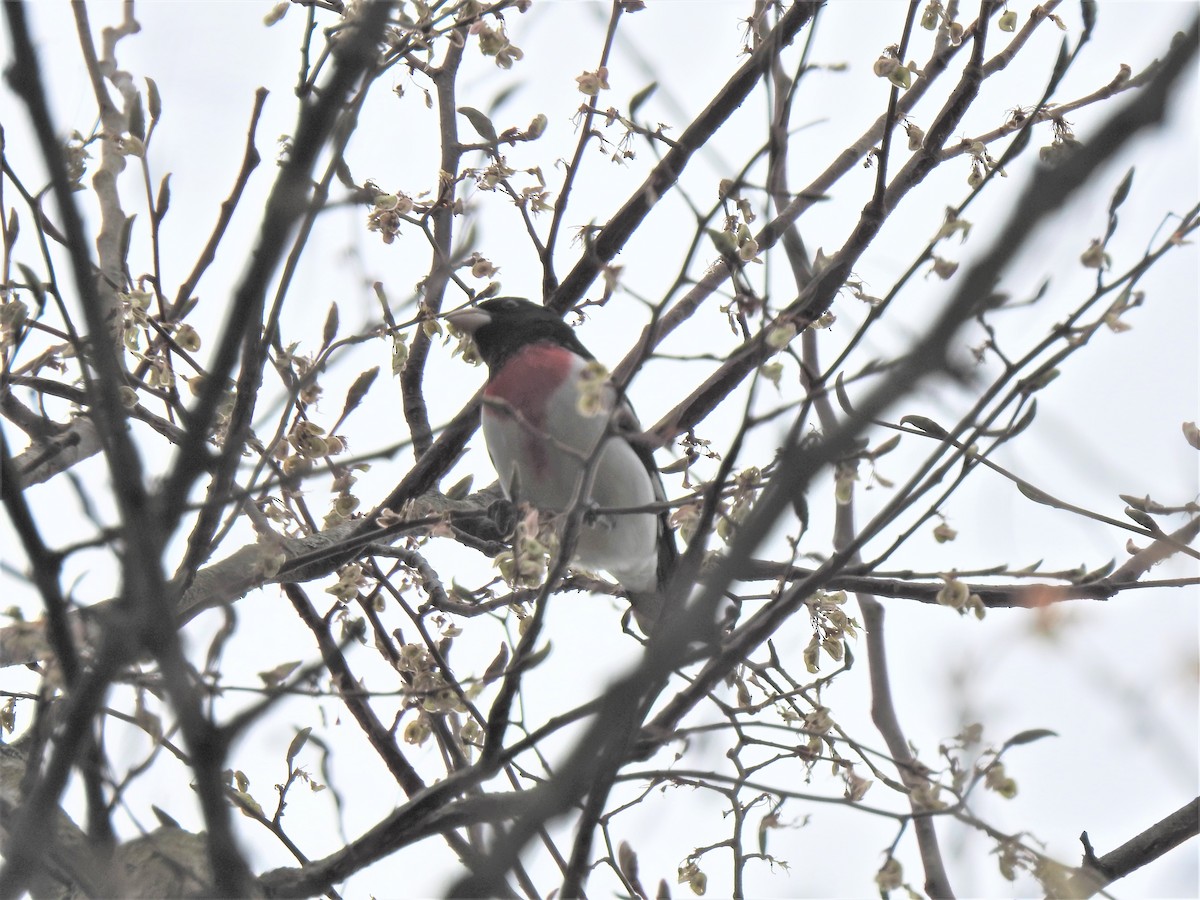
2,2,1197,897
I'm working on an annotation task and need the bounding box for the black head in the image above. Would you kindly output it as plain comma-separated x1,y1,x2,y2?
447,297,593,371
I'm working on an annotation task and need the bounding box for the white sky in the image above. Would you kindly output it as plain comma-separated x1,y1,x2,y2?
2,1,1197,897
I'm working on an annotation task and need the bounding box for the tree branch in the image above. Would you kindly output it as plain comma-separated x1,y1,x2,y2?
1055,797,1200,899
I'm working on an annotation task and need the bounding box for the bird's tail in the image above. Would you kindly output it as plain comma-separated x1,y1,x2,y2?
628,509,680,635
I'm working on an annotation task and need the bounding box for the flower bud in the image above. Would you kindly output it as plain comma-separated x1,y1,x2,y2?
526,113,547,139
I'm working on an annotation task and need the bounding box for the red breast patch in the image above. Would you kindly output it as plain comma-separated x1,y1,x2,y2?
484,342,577,428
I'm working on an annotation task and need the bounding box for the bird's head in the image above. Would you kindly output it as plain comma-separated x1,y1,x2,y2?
446,297,592,371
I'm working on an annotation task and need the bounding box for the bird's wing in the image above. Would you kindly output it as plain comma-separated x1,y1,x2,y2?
609,393,679,589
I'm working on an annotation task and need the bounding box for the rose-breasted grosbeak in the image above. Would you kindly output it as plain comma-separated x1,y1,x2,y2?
447,297,676,632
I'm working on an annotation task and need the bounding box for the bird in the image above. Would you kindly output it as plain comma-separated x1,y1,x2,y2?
446,297,677,633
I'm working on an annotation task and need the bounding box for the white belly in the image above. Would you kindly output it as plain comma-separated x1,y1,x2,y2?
482,356,659,593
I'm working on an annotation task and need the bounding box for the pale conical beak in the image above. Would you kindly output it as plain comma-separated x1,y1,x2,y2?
444,306,491,335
